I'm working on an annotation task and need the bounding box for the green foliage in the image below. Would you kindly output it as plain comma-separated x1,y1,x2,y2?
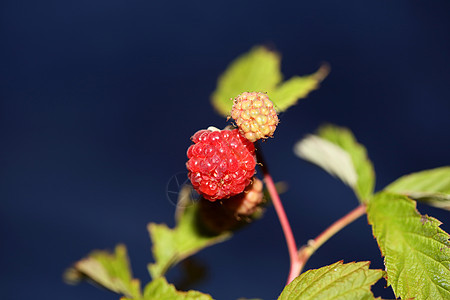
385,166,450,210
121,277,214,300
269,66,329,112
294,124,375,202
367,192,450,300
64,244,142,299
211,46,281,115
148,185,231,279
296,124,450,299
278,261,382,300
211,46,328,116
65,187,225,300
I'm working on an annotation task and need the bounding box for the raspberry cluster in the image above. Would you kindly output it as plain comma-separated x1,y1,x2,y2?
230,92,279,142
186,128,256,201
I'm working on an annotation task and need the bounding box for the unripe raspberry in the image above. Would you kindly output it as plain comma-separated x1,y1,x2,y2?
230,92,279,142
223,178,264,216
186,128,256,201
199,178,265,234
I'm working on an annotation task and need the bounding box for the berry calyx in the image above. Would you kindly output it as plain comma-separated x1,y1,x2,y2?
230,92,279,142
186,128,256,201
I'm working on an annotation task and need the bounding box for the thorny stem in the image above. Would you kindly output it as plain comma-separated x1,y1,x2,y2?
297,204,367,274
255,144,301,284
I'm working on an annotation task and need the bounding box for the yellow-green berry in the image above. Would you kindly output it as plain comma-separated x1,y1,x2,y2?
230,92,278,142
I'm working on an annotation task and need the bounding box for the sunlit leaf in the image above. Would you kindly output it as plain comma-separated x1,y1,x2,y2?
278,261,382,300
385,166,450,211
64,244,141,298
367,192,450,300
269,64,329,112
211,46,328,116
121,277,214,300
211,46,282,116
294,135,358,187
295,124,375,202
148,185,231,279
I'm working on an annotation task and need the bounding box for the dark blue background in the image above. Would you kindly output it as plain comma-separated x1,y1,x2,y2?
1,1,449,299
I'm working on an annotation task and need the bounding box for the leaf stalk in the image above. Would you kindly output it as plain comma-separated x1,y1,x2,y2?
297,203,366,274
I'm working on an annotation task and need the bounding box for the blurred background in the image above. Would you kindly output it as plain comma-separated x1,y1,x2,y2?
1,0,449,299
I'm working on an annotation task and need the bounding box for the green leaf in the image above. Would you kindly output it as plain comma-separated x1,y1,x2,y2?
367,192,450,300
148,185,231,279
211,46,282,116
120,277,214,300
294,135,358,188
211,46,328,116
294,125,375,202
64,244,141,298
143,277,213,300
269,64,329,112
278,261,382,300
384,166,450,211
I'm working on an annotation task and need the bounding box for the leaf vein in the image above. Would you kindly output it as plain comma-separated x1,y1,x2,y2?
304,264,368,299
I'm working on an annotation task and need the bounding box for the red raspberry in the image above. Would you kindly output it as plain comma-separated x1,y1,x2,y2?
186,128,256,201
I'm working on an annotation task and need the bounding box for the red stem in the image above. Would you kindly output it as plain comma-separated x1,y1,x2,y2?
256,145,300,284
264,173,301,284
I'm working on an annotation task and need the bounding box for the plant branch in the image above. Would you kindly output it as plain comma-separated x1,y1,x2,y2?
255,144,301,284
255,143,366,283
297,203,366,274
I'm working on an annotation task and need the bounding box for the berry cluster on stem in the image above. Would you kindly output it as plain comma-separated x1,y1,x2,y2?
186,91,364,284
